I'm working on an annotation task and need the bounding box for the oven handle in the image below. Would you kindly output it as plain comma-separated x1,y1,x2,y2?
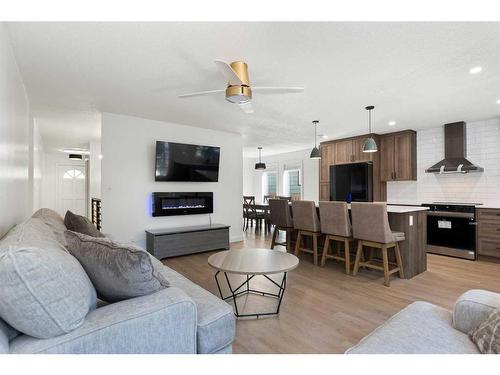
427,211,475,219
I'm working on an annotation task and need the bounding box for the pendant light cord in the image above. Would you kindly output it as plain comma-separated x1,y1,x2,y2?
369,109,371,135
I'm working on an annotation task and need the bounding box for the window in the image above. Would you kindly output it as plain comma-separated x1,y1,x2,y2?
63,169,85,179
283,169,302,200
262,171,278,198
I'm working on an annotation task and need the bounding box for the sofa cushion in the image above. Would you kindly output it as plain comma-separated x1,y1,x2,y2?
158,265,235,354
64,210,104,238
453,289,500,334
32,208,68,246
346,301,479,354
469,308,500,354
65,231,170,302
0,218,97,339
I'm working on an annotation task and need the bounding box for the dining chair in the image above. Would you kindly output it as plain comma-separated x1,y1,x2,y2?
292,200,321,265
243,196,265,231
350,202,405,287
319,201,355,274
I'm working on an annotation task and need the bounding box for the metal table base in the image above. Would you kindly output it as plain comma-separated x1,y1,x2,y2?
214,271,287,318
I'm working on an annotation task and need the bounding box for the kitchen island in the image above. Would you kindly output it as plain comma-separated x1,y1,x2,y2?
247,202,429,279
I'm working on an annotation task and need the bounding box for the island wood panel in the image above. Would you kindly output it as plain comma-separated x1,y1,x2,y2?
388,210,427,278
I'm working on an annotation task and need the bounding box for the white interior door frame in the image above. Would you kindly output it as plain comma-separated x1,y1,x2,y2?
55,163,87,217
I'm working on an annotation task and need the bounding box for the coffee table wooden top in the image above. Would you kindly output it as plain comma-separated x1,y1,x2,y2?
208,248,299,275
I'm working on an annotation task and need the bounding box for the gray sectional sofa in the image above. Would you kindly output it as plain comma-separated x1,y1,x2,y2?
347,289,500,354
0,209,235,354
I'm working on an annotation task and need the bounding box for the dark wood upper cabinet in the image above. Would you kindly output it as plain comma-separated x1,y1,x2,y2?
319,144,334,183
380,130,416,182
334,139,354,164
353,138,373,162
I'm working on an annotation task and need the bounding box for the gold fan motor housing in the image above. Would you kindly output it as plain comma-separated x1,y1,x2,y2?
225,61,252,103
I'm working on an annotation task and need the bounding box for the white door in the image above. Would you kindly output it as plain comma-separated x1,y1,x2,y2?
56,165,86,217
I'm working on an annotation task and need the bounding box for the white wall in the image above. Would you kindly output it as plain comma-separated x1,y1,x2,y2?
0,24,30,237
387,117,500,205
243,148,319,203
41,150,85,214
31,119,44,211
101,112,243,247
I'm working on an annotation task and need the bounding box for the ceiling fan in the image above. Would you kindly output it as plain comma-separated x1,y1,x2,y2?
178,60,305,113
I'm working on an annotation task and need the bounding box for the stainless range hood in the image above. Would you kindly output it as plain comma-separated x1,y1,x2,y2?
426,121,484,174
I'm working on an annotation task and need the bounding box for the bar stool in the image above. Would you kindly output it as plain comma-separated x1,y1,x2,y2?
268,199,294,251
351,202,405,287
319,201,354,274
292,200,321,265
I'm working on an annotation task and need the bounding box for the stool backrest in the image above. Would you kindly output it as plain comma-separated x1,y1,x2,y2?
351,202,393,243
269,199,293,228
319,201,352,237
277,196,292,202
291,200,320,232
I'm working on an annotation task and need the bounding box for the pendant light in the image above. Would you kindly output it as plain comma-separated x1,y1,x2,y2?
255,146,266,170
310,120,321,159
362,105,378,153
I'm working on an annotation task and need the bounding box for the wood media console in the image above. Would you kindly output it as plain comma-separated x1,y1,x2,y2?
146,224,230,259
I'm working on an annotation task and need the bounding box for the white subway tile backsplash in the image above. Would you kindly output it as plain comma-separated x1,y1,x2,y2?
387,117,500,204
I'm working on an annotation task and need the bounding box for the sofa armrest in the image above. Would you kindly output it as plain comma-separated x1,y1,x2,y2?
9,287,197,354
453,289,500,334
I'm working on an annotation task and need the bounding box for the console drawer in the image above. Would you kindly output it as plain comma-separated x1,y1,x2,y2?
478,222,500,239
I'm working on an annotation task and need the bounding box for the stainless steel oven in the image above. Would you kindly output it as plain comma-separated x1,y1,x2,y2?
421,203,478,260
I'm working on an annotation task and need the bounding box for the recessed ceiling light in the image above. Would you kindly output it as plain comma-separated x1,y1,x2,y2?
388,121,396,126
496,99,500,104
469,66,482,74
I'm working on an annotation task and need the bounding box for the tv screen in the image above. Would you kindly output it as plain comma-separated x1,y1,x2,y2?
155,141,220,182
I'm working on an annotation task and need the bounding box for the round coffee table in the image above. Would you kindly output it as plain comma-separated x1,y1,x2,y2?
208,248,299,318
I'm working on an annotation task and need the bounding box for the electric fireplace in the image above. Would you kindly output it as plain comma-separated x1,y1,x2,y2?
152,192,213,217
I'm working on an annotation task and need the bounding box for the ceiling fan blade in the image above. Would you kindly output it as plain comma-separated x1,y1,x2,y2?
178,89,225,98
251,86,305,94
214,59,243,86
237,101,254,114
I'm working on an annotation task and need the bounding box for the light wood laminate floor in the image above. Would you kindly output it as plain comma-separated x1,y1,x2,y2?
164,229,500,354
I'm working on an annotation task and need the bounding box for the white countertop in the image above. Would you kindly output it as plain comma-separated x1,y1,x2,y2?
346,203,429,213
387,201,500,210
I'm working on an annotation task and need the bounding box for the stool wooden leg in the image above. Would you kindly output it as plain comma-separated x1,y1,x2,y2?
353,241,363,276
394,242,405,278
270,227,278,249
321,236,330,266
312,234,318,266
344,239,351,274
294,231,302,257
381,245,390,287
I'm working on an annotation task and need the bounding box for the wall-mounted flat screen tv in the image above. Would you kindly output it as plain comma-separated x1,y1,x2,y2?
155,141,220,182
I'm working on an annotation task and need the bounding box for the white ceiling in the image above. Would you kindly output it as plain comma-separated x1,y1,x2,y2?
6,22,500,155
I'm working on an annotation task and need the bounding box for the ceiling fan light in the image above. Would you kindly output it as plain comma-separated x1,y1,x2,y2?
225,85,252,103
362,137,378,153
310,147,321,159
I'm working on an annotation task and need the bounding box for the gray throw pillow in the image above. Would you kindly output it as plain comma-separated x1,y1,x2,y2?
0,219,97,339
64,210,104,238
469,308,500,354
64,231,170,302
